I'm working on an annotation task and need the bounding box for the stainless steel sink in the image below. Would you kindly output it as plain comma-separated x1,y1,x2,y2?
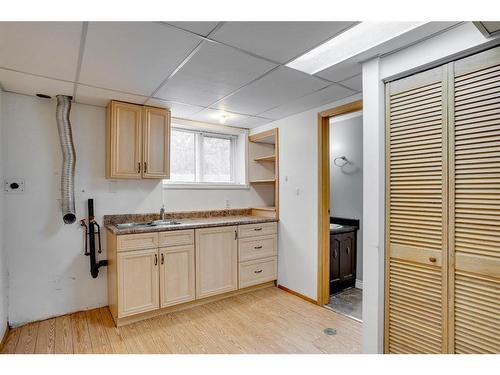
115,220,181,229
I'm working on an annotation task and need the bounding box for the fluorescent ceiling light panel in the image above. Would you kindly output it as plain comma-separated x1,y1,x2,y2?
286,22,426,74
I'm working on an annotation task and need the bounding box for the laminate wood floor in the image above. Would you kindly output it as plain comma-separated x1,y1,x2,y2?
1,287,361,354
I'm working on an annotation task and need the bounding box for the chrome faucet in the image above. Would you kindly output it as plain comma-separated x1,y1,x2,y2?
160,205,166,221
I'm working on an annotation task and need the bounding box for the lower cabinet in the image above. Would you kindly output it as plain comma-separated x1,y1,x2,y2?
108,223,277,326
117,248,159,318
329,231,356,294
195,226,238,299
159,245,195,307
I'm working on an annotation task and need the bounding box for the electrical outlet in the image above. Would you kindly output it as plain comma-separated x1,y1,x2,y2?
4,178,25,193
226,200,231,208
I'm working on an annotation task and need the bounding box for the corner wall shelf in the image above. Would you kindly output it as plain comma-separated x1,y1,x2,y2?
248,128,279,219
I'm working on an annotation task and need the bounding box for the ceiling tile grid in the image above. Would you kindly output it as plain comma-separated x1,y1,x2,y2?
260,83,357,120
0,68,74,98
213,66,330,115
0,21,367,128
154,41,277,107
0,22,83,81
210,22,357,64
78,22,201,96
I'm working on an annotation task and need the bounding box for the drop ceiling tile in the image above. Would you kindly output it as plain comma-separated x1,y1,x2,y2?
166,22,220,36
146,98,205,118
232,116,273,129
339,74,362,92
260,84,356,120
314,61,362,82
189,108,249,126
0,22,82,81
74,85,148,107
0,69,74,98
214,66,329,116
211,22,357,63
155,42,277,107
79,22,200,96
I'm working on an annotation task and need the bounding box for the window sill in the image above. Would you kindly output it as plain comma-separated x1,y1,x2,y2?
163,182,250,190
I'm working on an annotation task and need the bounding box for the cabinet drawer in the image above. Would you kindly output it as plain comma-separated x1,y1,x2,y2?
117,232,158,252
238,222,277,239
239,257,277,289
239,235,277,262
158,229,194,247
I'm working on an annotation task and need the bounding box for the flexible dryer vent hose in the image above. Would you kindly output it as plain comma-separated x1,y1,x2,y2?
55,95,77,224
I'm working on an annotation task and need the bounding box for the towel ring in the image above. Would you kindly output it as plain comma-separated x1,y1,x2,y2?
334,156,349,167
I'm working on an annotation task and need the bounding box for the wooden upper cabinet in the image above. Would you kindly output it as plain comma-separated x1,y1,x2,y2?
106,100,170,180
106,101,142,179
142,106,170,179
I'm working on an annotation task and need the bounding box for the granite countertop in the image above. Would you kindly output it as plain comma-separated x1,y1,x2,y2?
330,224,357,235
105,209,278,235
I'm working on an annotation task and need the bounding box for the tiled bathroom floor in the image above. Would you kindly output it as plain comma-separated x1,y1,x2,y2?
326,288,362,321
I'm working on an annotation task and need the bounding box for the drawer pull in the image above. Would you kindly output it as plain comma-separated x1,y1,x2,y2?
254,269,263,274
254,228,263,231
254,245,263,249
429,257,437,263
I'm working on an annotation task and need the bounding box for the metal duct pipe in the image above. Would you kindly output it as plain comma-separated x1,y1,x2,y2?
55,95,76,224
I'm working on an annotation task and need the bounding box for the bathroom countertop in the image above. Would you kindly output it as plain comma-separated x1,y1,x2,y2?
105,209,278,235
330,224,357,235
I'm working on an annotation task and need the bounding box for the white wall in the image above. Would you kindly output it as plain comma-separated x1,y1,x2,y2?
329,111,363,281
1,92,267,326
0,88,8,339
361,22,495,353
251,93,362,301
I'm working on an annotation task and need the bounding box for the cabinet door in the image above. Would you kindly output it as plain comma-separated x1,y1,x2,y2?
329,235,341,292
196,226,238,299
117,248,159,318
340,233,355,283
142,106,170,179
107,101,142,179
159,245,195,307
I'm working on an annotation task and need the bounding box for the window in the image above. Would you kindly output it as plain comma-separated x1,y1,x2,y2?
167,126,241,186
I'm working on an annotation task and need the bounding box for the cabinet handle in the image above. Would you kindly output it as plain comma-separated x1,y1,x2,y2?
429,257,437,263
346,247,350,254
254,227,262,231
334,249,337,258
235,230,238,240
154,254,158,266
254,269,263,274
137,162,141,173
144,162,147,173
161,253,164,265
254,245,263,249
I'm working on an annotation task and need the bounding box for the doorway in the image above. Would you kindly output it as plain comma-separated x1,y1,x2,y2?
317,100,363,320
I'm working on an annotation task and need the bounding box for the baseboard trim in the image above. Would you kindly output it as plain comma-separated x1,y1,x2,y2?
0,326,10,352
277,284,318,305
355,279,363,289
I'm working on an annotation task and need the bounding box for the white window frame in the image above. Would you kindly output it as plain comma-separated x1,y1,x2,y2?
164,118,249,190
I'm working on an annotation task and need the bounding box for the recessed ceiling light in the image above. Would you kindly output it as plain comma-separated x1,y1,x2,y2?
286,22,426,75
219,115,228,124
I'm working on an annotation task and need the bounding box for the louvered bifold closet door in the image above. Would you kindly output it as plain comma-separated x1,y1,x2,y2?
385,66,448,354
450,46,500,354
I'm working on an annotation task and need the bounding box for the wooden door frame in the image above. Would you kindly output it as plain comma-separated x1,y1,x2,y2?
317,100,363,306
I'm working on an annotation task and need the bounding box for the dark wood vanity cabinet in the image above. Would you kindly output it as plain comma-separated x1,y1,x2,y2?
329,231,356,293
